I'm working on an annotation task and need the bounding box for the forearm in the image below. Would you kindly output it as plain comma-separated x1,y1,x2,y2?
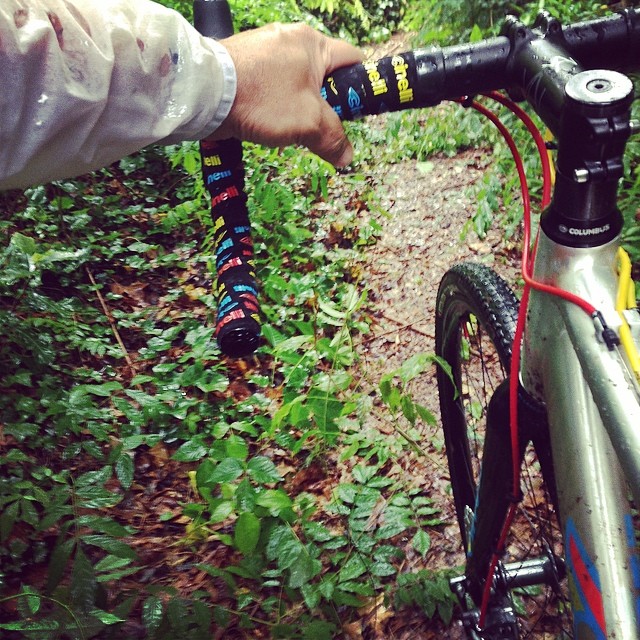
0,0,235,190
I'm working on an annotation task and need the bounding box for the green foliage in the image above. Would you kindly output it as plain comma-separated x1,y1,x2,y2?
4,1,639,637
0,112,450,638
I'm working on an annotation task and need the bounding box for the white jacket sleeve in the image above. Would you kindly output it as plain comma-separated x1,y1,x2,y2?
0,0,236,190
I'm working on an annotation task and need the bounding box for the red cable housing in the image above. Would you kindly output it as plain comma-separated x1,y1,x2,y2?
454,93,597,631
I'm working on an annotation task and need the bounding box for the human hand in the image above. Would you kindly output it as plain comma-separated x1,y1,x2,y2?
210,23,363,167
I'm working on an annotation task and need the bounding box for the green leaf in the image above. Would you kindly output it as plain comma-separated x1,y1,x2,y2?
302,620,336,639
209,500,234,523
210,458,244,483
397,352,435,383
82,381,123,397
90,609,124,625
142,596,164,633
470,23,483,42
46,538,76,592
412,528,431,557
304,521,334,543
70,546,97,612
256,489,292,516
10,232,37,256
352,464,377,485
94,555,132,573
115,453,134,489
375,519,410,540
415,403,436,425
76,516,131,537
379,375,392,402
0,500,19,541
95,566,141,582
370,561,396,577
172,439,208,462
75,466,112,489
247,456,282,484
300,582,321,609
234,512,261,555
74,486,120,509
338,554,367,582
21,586,41,615
81,534,136,559
416,161,435,174
288,552,315,588
225,435,249,461
0,621,61,632
400,395,416,425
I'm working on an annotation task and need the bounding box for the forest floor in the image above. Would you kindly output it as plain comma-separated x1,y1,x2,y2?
346,150,522,640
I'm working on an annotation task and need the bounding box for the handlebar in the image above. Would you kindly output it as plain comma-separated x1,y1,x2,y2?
322,8,640,129
194,0,261,358
323,8,640,249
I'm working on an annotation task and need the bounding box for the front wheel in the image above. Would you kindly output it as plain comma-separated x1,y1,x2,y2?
435,262,568,638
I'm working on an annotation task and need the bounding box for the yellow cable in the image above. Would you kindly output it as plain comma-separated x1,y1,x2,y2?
616,248,640,384
543,129,556,186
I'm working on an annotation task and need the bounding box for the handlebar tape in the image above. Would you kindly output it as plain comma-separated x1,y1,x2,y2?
194,0,261,358
322,52,423,120
321,39,515,121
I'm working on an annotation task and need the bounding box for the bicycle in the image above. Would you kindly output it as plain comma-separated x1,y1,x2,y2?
195,2,640,637
321,8,640,639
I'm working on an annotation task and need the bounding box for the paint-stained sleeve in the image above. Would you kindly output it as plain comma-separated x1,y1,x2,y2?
0,0,237,190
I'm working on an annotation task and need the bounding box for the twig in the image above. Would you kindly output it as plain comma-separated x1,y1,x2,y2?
358,313,433,344
85,267,138,378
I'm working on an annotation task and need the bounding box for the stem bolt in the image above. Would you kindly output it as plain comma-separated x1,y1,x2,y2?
574,168,589,183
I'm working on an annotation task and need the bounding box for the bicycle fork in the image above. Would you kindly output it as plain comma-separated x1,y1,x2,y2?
451,380,565,639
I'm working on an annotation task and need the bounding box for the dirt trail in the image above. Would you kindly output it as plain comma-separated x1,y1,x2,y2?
351,147,522,638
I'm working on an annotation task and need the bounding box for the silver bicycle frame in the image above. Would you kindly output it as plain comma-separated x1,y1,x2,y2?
521,231,640,638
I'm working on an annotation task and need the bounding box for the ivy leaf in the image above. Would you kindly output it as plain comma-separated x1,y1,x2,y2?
247,456,282,484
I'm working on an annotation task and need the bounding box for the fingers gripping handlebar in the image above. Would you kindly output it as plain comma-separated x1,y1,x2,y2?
194,0,260,358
